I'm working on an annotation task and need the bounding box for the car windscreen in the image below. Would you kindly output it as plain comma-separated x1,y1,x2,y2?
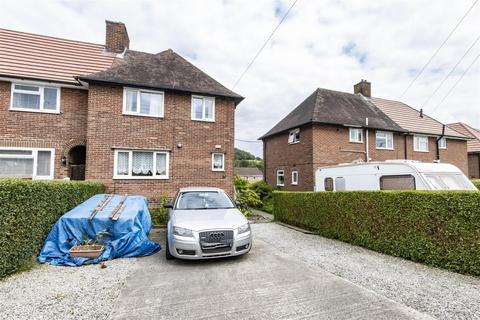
176,191,235,210
424,174,475,190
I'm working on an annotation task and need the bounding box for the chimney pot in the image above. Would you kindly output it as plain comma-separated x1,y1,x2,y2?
354,79,371,98
105,20,129,53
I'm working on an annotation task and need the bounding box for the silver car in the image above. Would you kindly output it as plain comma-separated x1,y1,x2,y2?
164,187,252,260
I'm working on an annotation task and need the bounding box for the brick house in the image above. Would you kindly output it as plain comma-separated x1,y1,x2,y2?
0,22,243,199
447,122,480,178
260,80,469,191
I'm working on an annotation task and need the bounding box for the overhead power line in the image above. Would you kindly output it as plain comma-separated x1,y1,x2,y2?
422,33,480,109
398,0,479,99
235,139,262,143
430,51,480,113
231,0,299,90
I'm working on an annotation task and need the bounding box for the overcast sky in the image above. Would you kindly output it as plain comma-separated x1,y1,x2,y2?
2,0,479,157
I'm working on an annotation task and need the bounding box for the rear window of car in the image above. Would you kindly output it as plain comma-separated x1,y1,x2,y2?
176,191,235,210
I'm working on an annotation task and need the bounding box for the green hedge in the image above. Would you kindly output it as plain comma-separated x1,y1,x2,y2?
0,179,104,278
273,191,480,275
472,179,480,190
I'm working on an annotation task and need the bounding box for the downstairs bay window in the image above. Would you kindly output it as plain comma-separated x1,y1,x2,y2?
114,150,169,179
0,148,54,179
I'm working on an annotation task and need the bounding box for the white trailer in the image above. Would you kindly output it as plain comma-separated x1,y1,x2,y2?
315,160,477,191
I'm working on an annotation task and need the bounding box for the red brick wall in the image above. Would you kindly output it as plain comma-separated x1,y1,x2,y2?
264,125,313,191
85,84,235,200
263,123,469,191
0,80,88,178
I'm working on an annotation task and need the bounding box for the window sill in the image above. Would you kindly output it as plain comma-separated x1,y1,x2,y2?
212,169,225,172
349,140,363,144
9,108,60,114
291,183,298,186
192,118,215,123
113,176,169,180
122,112,164,118
376,147,394,150
288,141,300,145
276,184,284,187
413,150,429,153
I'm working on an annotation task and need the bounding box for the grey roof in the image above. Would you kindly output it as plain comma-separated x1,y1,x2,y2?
234,167,263,176
78,49,243,103
260,88,405,139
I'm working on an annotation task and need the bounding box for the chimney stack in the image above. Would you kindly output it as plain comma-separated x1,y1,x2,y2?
354,79,371,98
105,20,129,53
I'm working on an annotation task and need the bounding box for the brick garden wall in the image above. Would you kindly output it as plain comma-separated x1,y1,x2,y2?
85,84,235,200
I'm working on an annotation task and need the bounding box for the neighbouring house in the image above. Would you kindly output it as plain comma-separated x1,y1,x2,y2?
259,80,469,191
0,21,243,199
234,167,263,183
447,122,480,178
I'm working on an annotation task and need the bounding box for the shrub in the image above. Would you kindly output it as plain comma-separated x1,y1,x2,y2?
0,179,104,278
234,174,249,192
150,195,169,226
249,180,274,201
236,189,262,216
472,179,480,190
273,190,480,275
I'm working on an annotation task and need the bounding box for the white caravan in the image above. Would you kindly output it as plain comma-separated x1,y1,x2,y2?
315,160,477,191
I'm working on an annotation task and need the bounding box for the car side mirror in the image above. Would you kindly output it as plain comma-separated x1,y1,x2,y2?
234,200,241,207
163,202,174,209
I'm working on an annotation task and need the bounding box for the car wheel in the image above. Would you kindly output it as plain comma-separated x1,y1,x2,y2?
165,233,174,260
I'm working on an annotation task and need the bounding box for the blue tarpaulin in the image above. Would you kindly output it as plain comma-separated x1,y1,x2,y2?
38,194,160,266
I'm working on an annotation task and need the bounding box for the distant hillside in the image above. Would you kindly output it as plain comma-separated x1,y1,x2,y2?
234,148,263,171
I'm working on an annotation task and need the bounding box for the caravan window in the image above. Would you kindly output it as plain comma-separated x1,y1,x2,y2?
324,177,334,191
380,175,415,190
335,177,346,191
424,174,473,190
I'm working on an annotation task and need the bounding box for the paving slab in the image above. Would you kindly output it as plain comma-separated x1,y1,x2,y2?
109,229,431,320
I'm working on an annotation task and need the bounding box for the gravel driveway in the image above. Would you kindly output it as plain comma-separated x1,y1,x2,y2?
253,223,480,320
0,258,136,320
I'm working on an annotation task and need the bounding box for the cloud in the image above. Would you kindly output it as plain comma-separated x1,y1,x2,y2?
1,0,479,157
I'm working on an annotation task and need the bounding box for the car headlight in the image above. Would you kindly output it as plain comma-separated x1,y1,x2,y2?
173,226,194,237
238,223,250,235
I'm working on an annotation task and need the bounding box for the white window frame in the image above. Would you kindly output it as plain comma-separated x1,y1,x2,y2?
376,131,394,150
113,149,169,179
288,128,300,144
438,137,447,149
414,135,429,152
122,87,165,118
211,153,225,171
0,147,55,180
191,95,215,122
349,128,363,143
291,170,298,185
10,83,61,113
276,169,285,186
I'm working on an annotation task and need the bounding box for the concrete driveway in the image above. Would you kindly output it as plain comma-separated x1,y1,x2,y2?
109,228,431,320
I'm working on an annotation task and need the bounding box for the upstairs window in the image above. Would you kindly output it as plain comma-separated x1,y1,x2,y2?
212,153,225,171
291,170,298,185
349,128,363,143
11,83,60,113
192,96,215,121
123,88,164,117
0,148,54,179
438,137,447,149
376,131,393,150
288,128,300,144
114,150,169,179
276,170,285,186
414,135,429,152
